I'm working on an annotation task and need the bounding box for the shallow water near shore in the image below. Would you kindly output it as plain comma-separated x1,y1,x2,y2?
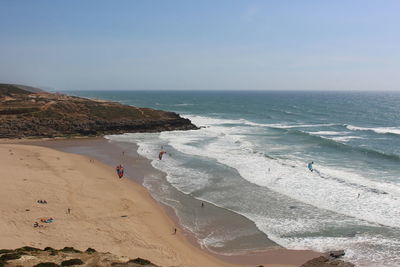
67,90,400,267
35,137,322,266
38,138,281,253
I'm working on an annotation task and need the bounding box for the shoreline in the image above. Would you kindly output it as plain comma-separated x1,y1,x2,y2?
21,136,322,266
0,141,231,267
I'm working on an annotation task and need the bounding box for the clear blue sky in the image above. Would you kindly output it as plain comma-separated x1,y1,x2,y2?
0,0,399,91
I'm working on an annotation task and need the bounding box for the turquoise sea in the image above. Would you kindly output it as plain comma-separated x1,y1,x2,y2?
67,90,400,267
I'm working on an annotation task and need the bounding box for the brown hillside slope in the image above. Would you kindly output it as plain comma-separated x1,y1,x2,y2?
0,84,197,138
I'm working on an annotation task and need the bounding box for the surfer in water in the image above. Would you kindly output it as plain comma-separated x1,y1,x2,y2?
159,151,166,160
308,161,314,172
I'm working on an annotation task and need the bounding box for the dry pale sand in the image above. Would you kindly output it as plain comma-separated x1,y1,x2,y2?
0,143,298,267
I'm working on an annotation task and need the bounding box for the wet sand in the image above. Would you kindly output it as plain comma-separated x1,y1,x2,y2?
28,137,322,266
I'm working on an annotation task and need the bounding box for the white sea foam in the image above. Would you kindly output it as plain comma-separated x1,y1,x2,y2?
309,131,347,135
106,115,400,267
330,136,364,142
317,135,365,142
172,103,195,106
346,125,400,135
261,123,338,129
264,234,400,267
184,114,338,129
158,116,400,228
108,117,400,228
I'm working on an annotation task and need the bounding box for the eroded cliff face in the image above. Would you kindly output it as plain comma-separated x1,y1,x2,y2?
0,84,198,138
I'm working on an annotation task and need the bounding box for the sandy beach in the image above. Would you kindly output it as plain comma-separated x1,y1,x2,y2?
0,140,320,267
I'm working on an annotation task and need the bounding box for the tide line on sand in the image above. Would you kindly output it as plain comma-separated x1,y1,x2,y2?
0,141,319,267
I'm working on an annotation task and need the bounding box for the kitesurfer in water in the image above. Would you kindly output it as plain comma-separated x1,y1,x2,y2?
159,151,166,160
308,161,314,172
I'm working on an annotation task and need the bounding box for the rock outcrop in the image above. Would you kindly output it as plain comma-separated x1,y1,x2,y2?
300,250,355,267
0,84,198,138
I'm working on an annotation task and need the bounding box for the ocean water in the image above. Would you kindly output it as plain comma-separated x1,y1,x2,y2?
68,90,400,267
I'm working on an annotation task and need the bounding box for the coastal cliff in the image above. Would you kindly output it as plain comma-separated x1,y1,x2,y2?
0,84,197,138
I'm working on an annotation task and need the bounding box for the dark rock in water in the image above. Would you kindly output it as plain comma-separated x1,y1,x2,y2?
61,258,84,266
33,262,60,267
300,255,355,267
0,83,198,139
329,250,345,258
369,188,388,194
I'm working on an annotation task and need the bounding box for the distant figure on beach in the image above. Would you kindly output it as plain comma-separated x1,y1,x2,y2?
308,161,314,172
173,228,177,234
201,202,204,208
67,208,71,214
159,151,166,160
116,164,124,178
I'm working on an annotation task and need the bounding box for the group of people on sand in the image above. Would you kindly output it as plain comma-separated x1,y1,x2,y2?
33,217,54,227
33,199,59,227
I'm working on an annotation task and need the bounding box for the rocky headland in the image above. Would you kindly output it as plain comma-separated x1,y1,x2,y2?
0,84,197,138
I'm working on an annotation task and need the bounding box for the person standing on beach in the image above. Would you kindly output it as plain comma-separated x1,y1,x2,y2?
173,228,177,234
